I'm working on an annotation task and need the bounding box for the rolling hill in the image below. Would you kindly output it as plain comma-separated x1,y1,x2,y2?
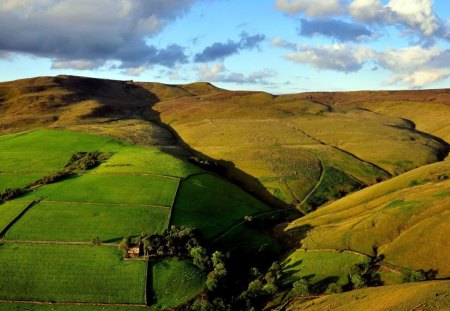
0,75,449,310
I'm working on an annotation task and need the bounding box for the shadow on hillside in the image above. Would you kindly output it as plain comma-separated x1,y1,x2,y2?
78,77,294,211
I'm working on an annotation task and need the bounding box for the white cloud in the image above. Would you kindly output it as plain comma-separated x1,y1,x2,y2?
274,0,341,17
349,0,384,22
386,0,439,37
375,45,442,71
271,38,297,51
284,44,373,72
284,43,449,88
196,63,277,84
349,0,443,38
388,69,450,87
51,59,105,70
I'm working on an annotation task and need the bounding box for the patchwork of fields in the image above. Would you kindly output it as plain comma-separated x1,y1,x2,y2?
0,129,277,309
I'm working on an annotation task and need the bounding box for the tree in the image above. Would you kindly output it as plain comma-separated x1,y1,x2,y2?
291,279,310,297
325,282,343,294
190,246,210,271
118,238,130,258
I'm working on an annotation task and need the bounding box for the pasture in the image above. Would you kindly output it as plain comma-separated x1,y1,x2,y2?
5,202,170,242
0,201,33,233
287,159,450,277
282,249,370,290
172,174,271,238
0,243,147,304
151,259,205,310
22,174,179,207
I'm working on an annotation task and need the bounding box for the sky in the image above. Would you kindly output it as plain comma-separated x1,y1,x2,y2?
0,0,449,93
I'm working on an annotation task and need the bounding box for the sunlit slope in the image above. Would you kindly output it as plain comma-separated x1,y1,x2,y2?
361,101,450,143
288,280,450,311
0,129,277,308
287,158,450,277
154,90,447,207
0,76,176,147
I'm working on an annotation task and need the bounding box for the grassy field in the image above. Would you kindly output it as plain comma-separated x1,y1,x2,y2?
5,202,170,242
0,201,33,233
0,303,145,311
0,173,43,193
154,90,446,208
282,250,371,290
22,174,179,207
0,130,124,173
151,259,205,310
93,145,201,178
286,159,450,277
288,280,450,311
172,174,271,238
0,243,147,304
362,101,450,143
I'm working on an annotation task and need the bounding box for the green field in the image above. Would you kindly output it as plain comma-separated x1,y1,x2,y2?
0,303,144,311
0,243,147,304
282,250,371,290
287,159,450,277
0,130,124,173
5,202,170,242
151,259,205,310
22,174,179,207
93,146,201,178
0,173,43,193
0,201,33,233
172,174,271,238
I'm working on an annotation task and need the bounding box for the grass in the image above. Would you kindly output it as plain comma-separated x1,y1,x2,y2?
172,174,271,238
282,250,370,290
151,258,205,310
289,280,450,311
0,201,33,233
155,90,446,208
93,145,201,178
0,173,43,193
0,130,124,173
0,303,145,311
362,101,450,143
22,174,179,207
0,243,147,304
287,159,450,277
304,167,364,212
5,202,170,243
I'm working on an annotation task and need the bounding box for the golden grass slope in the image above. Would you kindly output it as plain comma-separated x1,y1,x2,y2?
287,158,450,277
288,280,450,311
154,90,447,207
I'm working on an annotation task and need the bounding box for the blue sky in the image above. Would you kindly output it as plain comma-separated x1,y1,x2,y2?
0,0,449,93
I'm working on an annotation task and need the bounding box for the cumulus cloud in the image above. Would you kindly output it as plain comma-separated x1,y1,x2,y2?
349,0,447,40
299,18,374,42
194,32,265,62
197,63,277,84
375,46,450,87
284,44,373,72
0,0,195,72
271,38,297,51
284,43,449,87
275,0,341,17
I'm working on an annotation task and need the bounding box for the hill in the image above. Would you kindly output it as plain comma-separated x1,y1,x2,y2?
288,280,450,311
0,129,278,309
1,75,450,310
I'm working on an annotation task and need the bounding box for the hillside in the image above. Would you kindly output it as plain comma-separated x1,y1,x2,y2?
1,75,449,310
288,280,450,311
0,129,278,310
